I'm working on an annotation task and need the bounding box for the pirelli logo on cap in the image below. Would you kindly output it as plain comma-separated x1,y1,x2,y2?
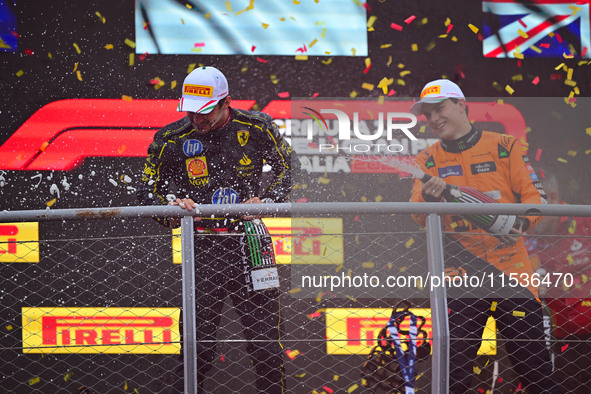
420,85,441,98
183,84,213,97
22,307,180,354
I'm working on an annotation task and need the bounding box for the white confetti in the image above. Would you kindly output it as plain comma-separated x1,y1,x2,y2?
49,184,60,199
61,177,70,191
109,179,118,187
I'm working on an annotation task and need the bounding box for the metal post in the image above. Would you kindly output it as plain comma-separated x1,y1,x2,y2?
181,216,198,394
426,214,449,394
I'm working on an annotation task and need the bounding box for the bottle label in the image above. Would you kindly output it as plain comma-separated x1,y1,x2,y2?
488,214,516,235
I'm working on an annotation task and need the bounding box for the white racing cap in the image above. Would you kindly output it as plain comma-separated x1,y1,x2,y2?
177,66,229,114
410,79,465,116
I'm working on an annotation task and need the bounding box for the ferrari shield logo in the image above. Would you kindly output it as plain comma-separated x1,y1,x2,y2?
237,131,249,146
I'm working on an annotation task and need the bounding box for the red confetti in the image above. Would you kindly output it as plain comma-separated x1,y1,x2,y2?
194,42,205,47
518,18,527,28
446,24,454,34
387,89,396,96
405,15,416,24
363,64,372,74
478,389,485,393
561,344,569,353
390,23,403,31
139,52,149,61
540,169,545,178
143,21,150,30
251,45,256,52
220,353,226,362
256,57,268,63
540,43,550,48
354,216,359,221
555,33,563,43
296,197,308,203
477,33,484,41
583,47,588,57
24,49,34,56
323,386,334,394
535,148,542,161
149,79,161,85
498,377,504,383
517,60,522,68
308,311,322,318
532,76,540,85
278,92,290,98
312,92,319,97
362,2,371,12
516,382,522,391
550,73,562,80
11,31,20,38
296,44,307,53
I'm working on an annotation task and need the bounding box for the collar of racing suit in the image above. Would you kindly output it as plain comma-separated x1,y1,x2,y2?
440,125,482,153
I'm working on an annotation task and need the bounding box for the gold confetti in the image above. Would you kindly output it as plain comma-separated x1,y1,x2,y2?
309,38,318,47
47,198,57,207
362,262,375,268
95,11,106,23
411,43,418,52
28,377,40,386
474,366,482,375
76,70,83,81
73,62,79,72
333,375,339,381
349,90,358,98
468,24,479,34
124,38,136,48
15,69,24,77
289,287,302,294
490,301,498,311
171,80,177,89
406,238,415,248
64,372,74,382
351,48,356,56
6,325,13,331
567,254,574,265
568,220,577,234
318,176,330,184
295,372,307,378
426,41,436,51
557,157,568,163
129,53,135,66
124,381,128,390
517,29,528,38
122,95,133,102
48,52,53,59
505,85,515,95
513,48,524,59
362,82,374,90
367,15,377,28
512,74,523,81
321,58,333,65
555,62,566,70
73,43,81,54
348,383,360,392
187,63,197,73
513,310,525,317
295,55,308,61
104,44,113,50
381,43,392,49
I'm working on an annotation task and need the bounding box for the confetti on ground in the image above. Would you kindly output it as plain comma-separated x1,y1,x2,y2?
557,157,567,163
323,386,334,393
76,71,83,81
129,53,135,66
73,43,81,54
15,69,24,77
490,301,497,311
561,344,569,352
406,237,414,248
28,377,40,386
361,82,374,90
289,287,302,294
295,372,307,378
124,38,136,48
257,57,268,63
104,44,113,50
468,24,479,34
390,22,403,31
347,383,359,392
64,371,74,382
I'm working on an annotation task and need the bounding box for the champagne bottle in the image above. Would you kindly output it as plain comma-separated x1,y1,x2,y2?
420,173,524,235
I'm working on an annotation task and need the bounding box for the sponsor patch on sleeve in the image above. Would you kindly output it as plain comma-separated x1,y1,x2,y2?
437,165,463,179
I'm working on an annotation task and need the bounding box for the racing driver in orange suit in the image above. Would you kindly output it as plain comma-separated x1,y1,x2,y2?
409,79,562,393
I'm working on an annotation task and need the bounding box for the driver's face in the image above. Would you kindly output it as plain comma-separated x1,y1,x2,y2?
186,97,231,135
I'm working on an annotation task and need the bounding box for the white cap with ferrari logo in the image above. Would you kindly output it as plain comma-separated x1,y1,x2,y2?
410,79,465,116
177,66,229,114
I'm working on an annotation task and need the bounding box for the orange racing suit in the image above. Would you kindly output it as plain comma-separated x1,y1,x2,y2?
410,127,547,298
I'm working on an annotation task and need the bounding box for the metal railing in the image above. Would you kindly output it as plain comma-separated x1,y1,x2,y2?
2,202,591,393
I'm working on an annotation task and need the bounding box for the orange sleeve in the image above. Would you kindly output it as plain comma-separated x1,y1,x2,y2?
508,138,547,229
410,149,438,227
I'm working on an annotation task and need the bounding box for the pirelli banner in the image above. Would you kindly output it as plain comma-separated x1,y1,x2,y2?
325,308,497,356
22,307,181,354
